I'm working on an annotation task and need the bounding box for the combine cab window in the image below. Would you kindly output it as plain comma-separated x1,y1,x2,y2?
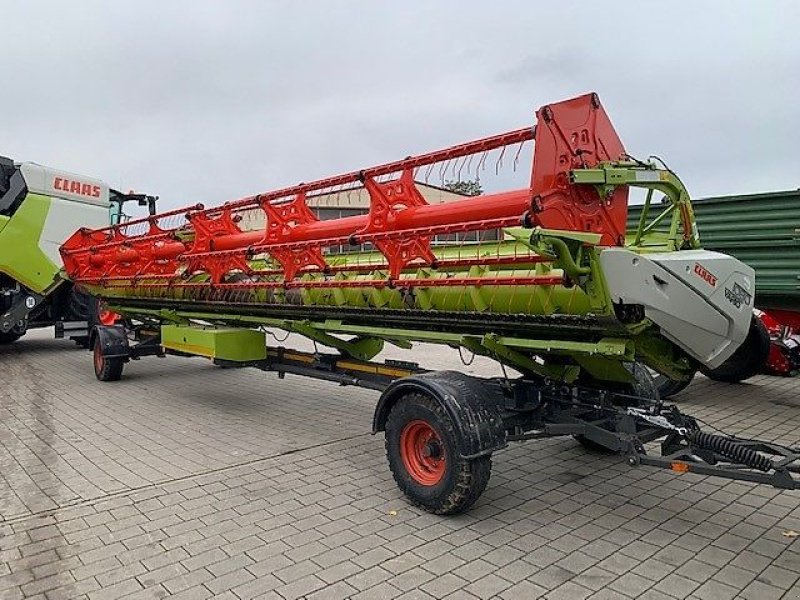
0,157,27,217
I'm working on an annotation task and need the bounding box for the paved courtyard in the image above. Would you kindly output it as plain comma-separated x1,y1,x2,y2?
1,329,799,600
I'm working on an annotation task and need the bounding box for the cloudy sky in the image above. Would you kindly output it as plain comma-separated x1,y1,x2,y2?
4,1,799,211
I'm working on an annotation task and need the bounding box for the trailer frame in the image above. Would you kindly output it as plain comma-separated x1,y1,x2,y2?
90,321,800,514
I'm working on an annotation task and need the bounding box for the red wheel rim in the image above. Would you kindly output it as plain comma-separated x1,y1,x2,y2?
93,342,104,373
400,420,446,486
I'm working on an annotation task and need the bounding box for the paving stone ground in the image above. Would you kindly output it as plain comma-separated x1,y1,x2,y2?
1,329,799,600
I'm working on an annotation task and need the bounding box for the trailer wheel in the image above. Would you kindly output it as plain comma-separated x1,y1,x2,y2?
385,392,491,515
93,337,124,381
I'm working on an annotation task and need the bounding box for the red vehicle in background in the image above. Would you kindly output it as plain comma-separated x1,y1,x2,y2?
758,309,800,376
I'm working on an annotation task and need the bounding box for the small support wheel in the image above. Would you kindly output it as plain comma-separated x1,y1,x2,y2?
0,322,26,345
93,337,124,381
702,315,770,383
652,370,696,398
385,392,491,515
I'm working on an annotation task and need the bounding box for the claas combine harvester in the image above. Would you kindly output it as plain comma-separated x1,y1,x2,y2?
60,93,800,514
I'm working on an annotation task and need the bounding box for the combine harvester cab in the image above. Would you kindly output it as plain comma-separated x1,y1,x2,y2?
0,157,157,344
61,93,797,514
0,157,110,344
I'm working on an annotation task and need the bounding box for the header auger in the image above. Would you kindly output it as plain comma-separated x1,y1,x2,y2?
60,93,797,514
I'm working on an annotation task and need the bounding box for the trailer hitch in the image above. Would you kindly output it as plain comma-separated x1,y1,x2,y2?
525,381,800,492
622,405,800,489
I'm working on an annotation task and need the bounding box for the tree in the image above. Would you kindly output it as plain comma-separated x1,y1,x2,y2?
443,179,483,197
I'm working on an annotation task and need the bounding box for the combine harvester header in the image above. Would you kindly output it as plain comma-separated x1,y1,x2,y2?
60,93,798,514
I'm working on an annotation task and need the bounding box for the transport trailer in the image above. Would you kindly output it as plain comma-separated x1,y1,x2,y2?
88,323,800,514
61,93,797,513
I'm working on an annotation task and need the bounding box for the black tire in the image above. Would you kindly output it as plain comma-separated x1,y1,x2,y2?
385,392,491,515
67,287,93,321
65,287,96,348
0,330,21,344
702,315,770,383
93,336,124,381
574,363,659,453
653,370,696,399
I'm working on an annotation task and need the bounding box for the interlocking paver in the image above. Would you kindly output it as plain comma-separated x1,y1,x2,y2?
2,331,800,600
421,552,466,575
419,572,467,597
464,572,513,598
529,564,576,590
607,571,654,597
275,573,327,599
318,559,363,584
203,567,256,596
573,566,617,591
86,578,142,600
305,580,358,599
351,582,404,600
653,572,701,598
692,579,739,600
679,558,720,584
168,586,213,600
500,579,547,599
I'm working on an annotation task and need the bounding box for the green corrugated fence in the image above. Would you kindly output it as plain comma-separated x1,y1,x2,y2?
628,189,800,310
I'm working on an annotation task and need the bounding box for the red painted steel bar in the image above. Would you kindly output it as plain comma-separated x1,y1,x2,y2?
75,254,550,284
210,189,532,252
97,275,564,291
88,204,204,234
217,127,536,212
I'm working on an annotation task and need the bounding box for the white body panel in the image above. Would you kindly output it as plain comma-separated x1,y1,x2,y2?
601,248,754,369
39,197,109,266
17,162,111,267
19,162,109,207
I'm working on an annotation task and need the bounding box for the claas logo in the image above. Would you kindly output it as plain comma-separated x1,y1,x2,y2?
53,177,101,198
693,263,717,287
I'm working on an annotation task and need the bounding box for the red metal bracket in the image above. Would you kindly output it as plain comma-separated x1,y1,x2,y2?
185,208,250,283
261,192,328,280
530,92,628,246
360,169,437,279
